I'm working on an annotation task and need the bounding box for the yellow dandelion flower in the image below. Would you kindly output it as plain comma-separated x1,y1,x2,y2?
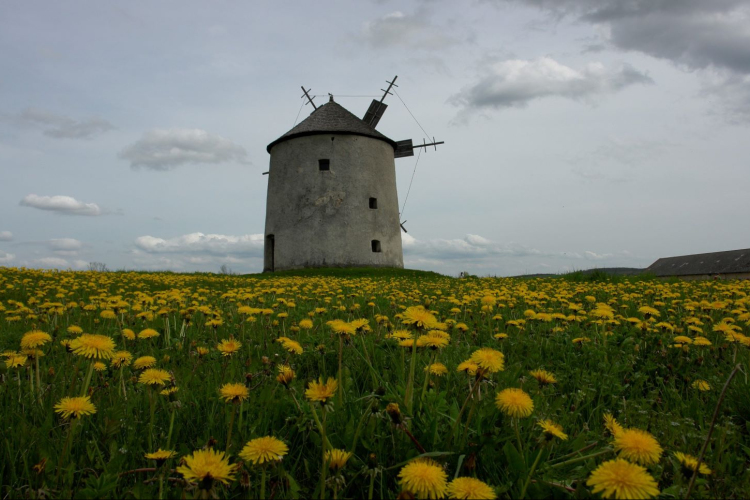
538,419,568,440
276,365,295,386
160,386,179,397
398,458,448,499
93,361,107,372
100,310,117,320
495,388,534,418
70,334,116,359
447,477,497,499
54,396,97,419
111,351,132,368
586,459,659,499
5,354,27,369
145,449,177,464
325,449,352,470
138,328,160,339
217,338,242,357
673,451,711,475
305,377,338,403
20,330,51,350
219,382,249,403
604,413,624,437
692,380,710,391
693,336,712,346
122,329,136,340
138,368,171,386
299,319,313,329
494,333,508,340
457,360,479,377
133,355,157,369
613,428,663,466
176,448,236,487
196,347,210,356
530,369,557,386
469,348,504,373
67,325,83,335
402,306,438,330
386,402,403,424
239,436,288,465
426,363,448,376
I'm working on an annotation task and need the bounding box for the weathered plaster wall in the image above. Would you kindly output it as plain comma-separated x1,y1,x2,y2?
263,134,403,271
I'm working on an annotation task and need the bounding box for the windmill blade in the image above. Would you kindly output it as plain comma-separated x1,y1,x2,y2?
363,100,388,128
394,139,414,158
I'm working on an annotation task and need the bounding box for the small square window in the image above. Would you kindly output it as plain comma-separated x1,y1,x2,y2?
371,240,382,253
319,159,330,171
369,197,378,209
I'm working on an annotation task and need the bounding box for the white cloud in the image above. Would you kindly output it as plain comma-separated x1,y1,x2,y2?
20,194,103,216
119,128,249,170
134,232,264,256
450,57,652,112
10,107,114,139
0,251,14,264
0,231,12,241
49,238,83,251
357,11,461,50
34,257,70,268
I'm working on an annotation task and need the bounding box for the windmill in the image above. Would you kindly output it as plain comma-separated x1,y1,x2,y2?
262,76,443,272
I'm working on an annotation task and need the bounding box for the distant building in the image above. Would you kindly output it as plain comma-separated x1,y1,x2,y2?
647,249,750,280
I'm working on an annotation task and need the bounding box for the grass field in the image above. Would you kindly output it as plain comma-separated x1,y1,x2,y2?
1,266,749,499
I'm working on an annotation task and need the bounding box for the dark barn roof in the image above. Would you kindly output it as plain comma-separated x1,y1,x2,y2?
267,99,397,153
647,249,750,277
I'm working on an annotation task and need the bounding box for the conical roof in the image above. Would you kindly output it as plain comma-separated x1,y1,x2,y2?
267,99,397,153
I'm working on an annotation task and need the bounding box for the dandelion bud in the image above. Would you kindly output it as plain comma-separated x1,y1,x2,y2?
386,403,402,425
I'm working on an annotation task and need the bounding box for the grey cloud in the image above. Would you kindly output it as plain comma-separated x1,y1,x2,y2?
501,0,750,120
119,128,250,170
450,57,652,111
0,251,14,264
356,10,461,50
0,231,12,241
11,107,115,139
20,194,103,216
403,233,544,260
134,232,264,257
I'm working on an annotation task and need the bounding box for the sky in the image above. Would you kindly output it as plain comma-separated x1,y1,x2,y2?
1,0,749,276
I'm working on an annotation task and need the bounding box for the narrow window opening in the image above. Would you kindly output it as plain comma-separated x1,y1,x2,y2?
318,159,330,171
264,234,275,272
369,197,378,209
371,240,382,253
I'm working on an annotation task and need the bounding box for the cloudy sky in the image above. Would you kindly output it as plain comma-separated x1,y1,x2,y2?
1,1,749,276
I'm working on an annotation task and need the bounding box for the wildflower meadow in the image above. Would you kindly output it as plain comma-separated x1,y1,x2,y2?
1,266,749,499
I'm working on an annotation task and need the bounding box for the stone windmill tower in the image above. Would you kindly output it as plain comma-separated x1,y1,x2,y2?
263,77,442,272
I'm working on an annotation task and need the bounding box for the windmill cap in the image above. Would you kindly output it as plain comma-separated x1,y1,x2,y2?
267,100,397,153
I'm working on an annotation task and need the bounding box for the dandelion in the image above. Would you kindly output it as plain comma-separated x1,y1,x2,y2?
133,356,157,369
196,346,210,356
111,351,133,368
277,337,303,355
160,386,179,397
530,369,557,386
138,369,171,386
67,325,83,335
457,360,479,377
217,338,242,357
5,354,26,369
447,477,497,500
402,306,438,330
692,380,710,391
239,436,288,465
673,451,711,475
305,377,338,404
176,448,236,488
122,329,136,340
220,382,249,403
426,363,448,376
325,449,352,470
538,419,568,440
145,449,177,465
93,361,107,372
299,319,313,329
398,458,448,499
495,388,534,418
70,334,115,360
100,310,116,320
470,348,505,374
613,428,663,466
586,459,659,499
604,413,624,437
386,402,403,424
20,330,51,350
138,328,160,339
54,396,97,419
276,365,295,386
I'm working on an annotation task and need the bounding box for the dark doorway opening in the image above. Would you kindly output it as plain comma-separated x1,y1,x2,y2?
369,197,378,209
265,234,275,272
371,240,382,253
